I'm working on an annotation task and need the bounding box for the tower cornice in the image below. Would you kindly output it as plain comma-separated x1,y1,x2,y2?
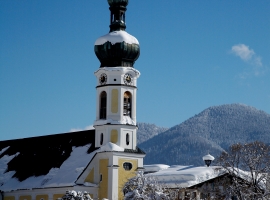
94,66,140,77
96,84,137,89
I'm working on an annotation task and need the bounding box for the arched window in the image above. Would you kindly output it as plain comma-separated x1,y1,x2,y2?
100,91,107,119
126,133,130,145
123,92,131,117
100,133,104,145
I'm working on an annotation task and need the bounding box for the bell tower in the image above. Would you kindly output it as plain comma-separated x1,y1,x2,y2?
93,0,140,150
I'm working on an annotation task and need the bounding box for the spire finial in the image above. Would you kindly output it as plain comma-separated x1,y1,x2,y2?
108,0,129,32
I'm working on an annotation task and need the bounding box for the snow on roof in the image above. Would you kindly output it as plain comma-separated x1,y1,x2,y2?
147,165,223,188
97,142,124,152
0,130,100,192
149,165,267,190
0,142,126,192
0,153,20,188
0,133,134,192
0,145,97,191
202,154,215,161
0,130,98,182
144,164,170,173
0,146,9,156
95,31,139,45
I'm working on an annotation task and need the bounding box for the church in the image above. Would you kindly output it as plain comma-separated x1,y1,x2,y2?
0,0,145,200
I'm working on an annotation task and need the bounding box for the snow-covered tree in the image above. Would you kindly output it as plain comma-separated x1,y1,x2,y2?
123,171,175,200
216,141,270,200
60,190,93,200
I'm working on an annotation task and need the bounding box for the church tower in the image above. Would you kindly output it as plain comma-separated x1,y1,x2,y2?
91,2,145,199
94,0,140,151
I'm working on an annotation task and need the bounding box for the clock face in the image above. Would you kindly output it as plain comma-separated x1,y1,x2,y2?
124,73,133,85
99,73,107,85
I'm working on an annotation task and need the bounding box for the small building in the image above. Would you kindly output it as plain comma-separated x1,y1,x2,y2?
143,154,231,199
144,164,231,199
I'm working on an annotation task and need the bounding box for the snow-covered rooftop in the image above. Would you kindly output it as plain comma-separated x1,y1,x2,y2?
144,164,170,173
95,31,139,45
0,141,129,192
145,165,224,188
0,145,96,191
97,142,124,152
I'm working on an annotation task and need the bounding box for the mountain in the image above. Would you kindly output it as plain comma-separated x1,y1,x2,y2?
137,123,168,144
139,104,270,166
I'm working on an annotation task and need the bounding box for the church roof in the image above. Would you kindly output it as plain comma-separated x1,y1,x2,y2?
0,130,144,192
0,130,98,191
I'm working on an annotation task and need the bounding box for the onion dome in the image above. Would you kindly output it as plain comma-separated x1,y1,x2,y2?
94,0,140,67
203,153,215,167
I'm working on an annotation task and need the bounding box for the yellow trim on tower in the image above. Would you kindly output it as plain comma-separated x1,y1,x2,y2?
111,129,118,143
111,89,118,113
84,168,95,183
98,159,109,200
118,158,138,199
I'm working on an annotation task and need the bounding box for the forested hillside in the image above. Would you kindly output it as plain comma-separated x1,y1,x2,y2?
139,104,270,166
137,123,168,144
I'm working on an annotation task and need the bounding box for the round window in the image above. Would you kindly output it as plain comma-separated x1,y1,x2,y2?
123,162,132,171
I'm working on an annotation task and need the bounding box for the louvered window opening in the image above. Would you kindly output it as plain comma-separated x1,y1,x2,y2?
123,92,131,117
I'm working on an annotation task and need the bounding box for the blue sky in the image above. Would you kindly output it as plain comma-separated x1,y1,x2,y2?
1,0,269,141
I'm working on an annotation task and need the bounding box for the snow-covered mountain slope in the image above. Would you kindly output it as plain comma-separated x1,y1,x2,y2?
137,123,168,144
139,104,270,166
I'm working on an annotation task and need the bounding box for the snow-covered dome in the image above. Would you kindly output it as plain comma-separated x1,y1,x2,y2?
94,0,140,67
94,31,140,67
